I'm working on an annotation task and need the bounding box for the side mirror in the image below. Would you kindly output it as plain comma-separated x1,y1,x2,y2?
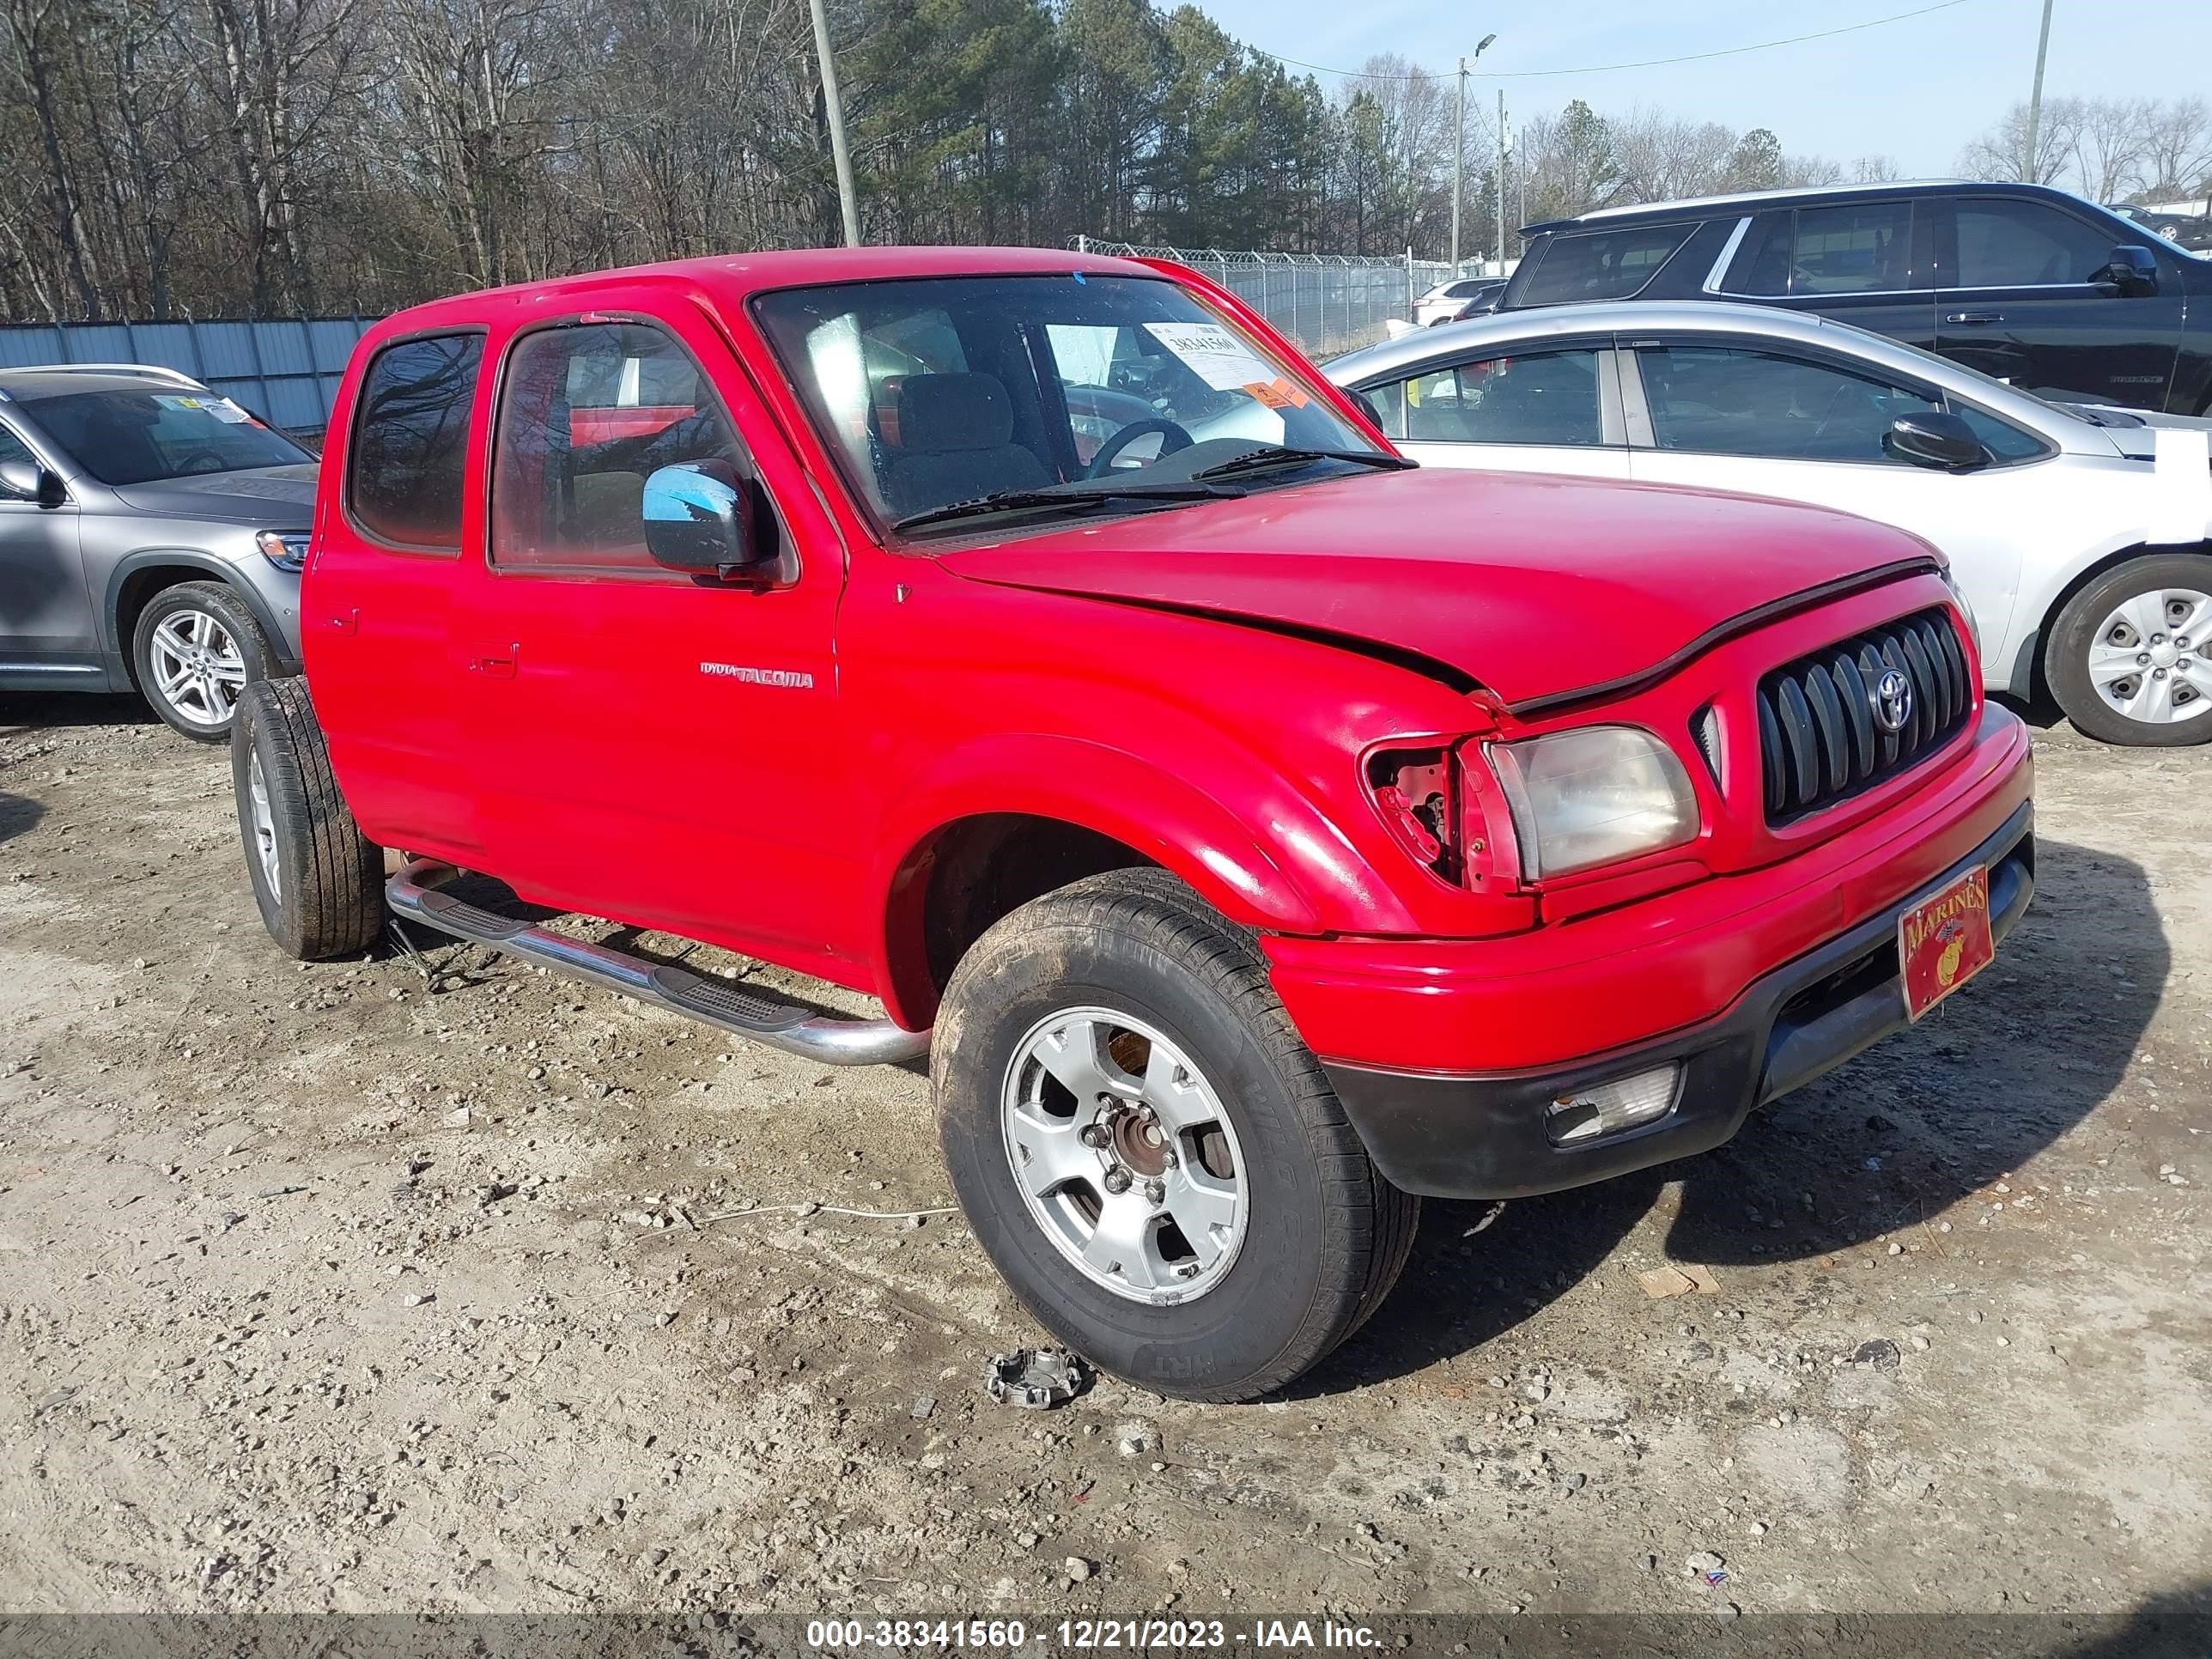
2094,244,2158,297
1883,411,1989,472
642,460,777,580
0,460,64,506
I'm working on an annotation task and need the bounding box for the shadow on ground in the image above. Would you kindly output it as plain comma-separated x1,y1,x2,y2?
0,790,42,847
1299,833,2165,1395
0,690,156,734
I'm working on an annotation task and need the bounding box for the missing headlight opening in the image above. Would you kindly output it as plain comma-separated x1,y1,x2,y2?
1369,749,1457,881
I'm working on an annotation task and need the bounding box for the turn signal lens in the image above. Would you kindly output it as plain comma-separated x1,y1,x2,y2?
255,530,309,573
1545,1063,1682,1146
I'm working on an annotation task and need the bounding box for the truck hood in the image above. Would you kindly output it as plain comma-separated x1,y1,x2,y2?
938,467,1936,709
111,463,319,527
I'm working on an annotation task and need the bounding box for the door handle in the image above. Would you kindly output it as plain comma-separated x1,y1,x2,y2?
471,649,518,679
1944,311,2003,325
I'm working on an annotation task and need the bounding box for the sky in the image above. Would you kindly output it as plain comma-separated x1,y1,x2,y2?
1187,0,2212,189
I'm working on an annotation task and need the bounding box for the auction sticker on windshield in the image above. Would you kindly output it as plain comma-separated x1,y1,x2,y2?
1899,864,1994,1021
1141,322,1280,393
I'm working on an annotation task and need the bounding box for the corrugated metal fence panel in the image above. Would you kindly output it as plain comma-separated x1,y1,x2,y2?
0,316,374,433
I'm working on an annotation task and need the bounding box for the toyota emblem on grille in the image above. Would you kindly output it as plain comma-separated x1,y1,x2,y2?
1871,668,1913,734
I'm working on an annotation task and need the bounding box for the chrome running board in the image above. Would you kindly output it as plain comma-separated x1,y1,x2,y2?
386,859,930,1066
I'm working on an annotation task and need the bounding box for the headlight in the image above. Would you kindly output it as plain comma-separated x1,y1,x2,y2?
1489,726,1699,879
255,530,309,573
1937,566,1980,657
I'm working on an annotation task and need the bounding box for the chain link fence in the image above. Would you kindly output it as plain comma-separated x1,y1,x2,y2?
1076,240,1457,357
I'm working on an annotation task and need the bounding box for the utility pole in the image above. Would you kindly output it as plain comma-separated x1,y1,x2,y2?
2021,0,2055,184
1450,34,1496,271
1497,90,1510,277
809,0,860,246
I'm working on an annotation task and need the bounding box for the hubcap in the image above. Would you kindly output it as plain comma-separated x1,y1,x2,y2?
1000,1007,1248,1305
2087,588,2212,726
246,750,281,904
149,609,247,728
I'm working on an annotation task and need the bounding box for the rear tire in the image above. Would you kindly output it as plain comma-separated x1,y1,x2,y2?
132,580,270,742
231,678,384,960
2045,552,2212,746
933,868,1419,1402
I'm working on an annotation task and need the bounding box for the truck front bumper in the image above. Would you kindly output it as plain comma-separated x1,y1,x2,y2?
1267,705,2034,1200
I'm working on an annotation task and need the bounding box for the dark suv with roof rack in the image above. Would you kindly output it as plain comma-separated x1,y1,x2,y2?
1494,180,2212,417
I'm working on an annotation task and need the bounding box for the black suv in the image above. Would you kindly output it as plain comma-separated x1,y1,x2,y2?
1497,181,2212,416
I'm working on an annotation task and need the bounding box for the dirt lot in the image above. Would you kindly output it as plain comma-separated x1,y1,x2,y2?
0,692,2206,1630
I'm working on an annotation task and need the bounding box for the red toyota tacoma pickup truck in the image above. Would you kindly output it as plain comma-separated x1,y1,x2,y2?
233,246,2033,1401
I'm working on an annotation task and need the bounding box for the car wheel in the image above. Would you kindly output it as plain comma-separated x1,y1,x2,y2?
132,580,270,741
933,868,1419,1402
2046,553,2212,746
231,677,385,960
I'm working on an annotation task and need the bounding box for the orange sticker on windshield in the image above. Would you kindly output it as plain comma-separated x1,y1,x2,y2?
1243,377,1310,410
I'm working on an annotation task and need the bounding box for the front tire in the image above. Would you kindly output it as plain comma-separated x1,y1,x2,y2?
933,869,1418,1402
231,678,384,960
132,580,271,741
2046,553,2212,745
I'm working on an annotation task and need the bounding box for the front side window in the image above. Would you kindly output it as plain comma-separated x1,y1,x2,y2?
489,320,744,572
27,387,309,488
1637,344,1937,462
1518,225,1693,305
753,274,1376,531
1365,349,1607,447
350,334,482,548
1955,201,2116,287
0,422,36,472
1788,203,1917,295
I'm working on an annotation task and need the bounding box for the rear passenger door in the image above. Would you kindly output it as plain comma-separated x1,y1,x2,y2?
461,301,858,975
1353,342,1629,479
1719,200,1940,354
307,329,486,854
1934,195,2187,410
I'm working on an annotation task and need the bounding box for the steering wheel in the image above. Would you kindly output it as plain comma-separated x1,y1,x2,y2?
173,449,228,476
1088,417,1194,478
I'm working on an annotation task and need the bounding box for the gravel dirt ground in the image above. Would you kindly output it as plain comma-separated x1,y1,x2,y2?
0,693,2206,1629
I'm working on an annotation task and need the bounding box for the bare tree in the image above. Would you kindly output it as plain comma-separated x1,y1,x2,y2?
2072,97,2146,204
1960,96,2081,185
2136,95,2212,202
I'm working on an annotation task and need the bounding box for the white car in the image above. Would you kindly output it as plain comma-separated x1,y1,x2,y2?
1328,301,2212,745
1413,278,1506,328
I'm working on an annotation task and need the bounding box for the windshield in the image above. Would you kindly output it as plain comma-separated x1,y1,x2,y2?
26,388,311,486
751,274,1380,533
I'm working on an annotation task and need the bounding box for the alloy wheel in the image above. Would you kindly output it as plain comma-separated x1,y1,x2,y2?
1000,1006,1249,1304
149,608,248,729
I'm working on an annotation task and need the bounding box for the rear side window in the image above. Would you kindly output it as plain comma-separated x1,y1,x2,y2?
489,319,744,572
1787,203,1915,295
349,333,482,548
1519,225,1693,305
1955,201,2115,287
1364,349,1607,447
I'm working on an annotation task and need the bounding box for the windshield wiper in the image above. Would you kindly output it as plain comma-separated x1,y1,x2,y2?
1188,445,1416,482
892,482,1243,532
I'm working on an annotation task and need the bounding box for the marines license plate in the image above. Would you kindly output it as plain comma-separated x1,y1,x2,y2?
1899,865,1995,1022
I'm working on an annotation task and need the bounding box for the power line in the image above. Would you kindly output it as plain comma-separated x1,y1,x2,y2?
1253,0,1978,83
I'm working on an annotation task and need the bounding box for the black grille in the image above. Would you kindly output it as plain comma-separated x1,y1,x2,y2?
1756,606,1970,823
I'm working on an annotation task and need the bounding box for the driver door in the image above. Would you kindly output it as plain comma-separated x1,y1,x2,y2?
0,417,94,683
